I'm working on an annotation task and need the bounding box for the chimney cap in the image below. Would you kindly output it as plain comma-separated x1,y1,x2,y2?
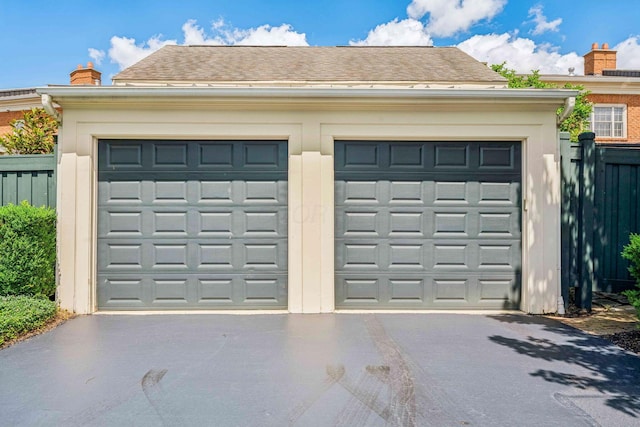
602,43,609,49
87,61,94,69
592,42,599,50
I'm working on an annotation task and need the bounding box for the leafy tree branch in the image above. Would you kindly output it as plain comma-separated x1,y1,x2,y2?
491,63,592,142
0,108,57,155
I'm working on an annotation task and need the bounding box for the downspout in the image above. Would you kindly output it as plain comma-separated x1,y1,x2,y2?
41,94,61,123
557,96,575,125
556,97,575,316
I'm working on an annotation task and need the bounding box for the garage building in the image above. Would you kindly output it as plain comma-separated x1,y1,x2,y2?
39,46,575,314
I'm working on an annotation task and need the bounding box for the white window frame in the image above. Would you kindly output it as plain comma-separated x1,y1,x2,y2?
590,104,627,139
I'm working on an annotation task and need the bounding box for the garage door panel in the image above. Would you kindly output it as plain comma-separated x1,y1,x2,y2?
390,144,425,168
342,181,379,203
434,145,469,168
335,140,521,309
153,143,189,168
389,212,425,236
152,278,189,303
98,276,146,309
433,212,469,236
99,210,144,237
153,181,189,202
434,181,469,204
479,145,517,169
243,242,286,269
478,278,517,302
433,278,469,302
479,181,520,204
198,243,234,269
152,243,189,269
152,211,189,235
105,143,143,168
197,211,234,236
478,213,518,237
341,278,381,302
341,243,381,269
98,140,288,310
432,244,470,269
389,244,425,269
198,181,233,202
389,279,425,302
198,143,234,167
389,181,424,203
99,180,143,203
340,211,380,236
100,242,144,270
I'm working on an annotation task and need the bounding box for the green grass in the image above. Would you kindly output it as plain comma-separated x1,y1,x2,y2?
0,295,57,347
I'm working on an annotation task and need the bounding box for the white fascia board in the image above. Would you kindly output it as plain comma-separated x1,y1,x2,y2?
541,76,640,95
37,86,577,105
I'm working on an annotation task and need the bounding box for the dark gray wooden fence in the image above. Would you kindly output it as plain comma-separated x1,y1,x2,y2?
561,132,640,309
0,149,56,208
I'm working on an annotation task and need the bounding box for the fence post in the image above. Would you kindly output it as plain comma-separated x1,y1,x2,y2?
578,132,596,310
559,132,571,310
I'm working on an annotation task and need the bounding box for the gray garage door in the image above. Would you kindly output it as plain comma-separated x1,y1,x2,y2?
97,140,288,310
335,141,521,309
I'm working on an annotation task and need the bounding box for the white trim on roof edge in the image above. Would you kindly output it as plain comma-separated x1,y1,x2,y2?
37,86,578,101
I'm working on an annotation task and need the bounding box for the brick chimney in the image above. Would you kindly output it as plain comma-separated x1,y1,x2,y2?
70,62,102,85
584,42,617,75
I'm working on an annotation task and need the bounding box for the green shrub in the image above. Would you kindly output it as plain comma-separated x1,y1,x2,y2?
0,295,57,346
0,202,56,297
621,233,640,320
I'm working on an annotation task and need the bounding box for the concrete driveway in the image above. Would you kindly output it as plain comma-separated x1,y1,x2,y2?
1,313,639,427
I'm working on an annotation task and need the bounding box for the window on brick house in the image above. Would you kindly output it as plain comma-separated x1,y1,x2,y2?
590,105,626,138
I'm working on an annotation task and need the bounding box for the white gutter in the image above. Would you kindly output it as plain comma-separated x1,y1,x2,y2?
37,86,578,101
41,94,61,123
557,96,576,124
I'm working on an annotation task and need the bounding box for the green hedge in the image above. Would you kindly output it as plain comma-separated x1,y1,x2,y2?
0,295,57,346
621,233,640,320
0,202,56,297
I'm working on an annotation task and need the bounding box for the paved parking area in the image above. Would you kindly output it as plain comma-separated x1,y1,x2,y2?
1,313,639,426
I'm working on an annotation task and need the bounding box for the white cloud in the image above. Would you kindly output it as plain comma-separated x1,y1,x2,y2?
108,35,177,70
407,0,506,37
106,19,308,70
182,19,224,45
232,24,308,46
182,18,308,46
349,18,433,46
614,37,640,69
457,33,583,74
88,48,105,65
528,5,562,35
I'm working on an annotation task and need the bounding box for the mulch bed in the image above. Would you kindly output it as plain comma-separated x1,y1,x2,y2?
602,330,640,355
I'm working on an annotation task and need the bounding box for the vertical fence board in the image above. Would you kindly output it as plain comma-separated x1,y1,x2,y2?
0,150,56,208
560,132,574,307
580,134,596,309
48,171,56,207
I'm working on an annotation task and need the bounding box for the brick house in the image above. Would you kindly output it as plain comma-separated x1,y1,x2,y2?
542,43,640,143
0,89,40,153
0,63,101,152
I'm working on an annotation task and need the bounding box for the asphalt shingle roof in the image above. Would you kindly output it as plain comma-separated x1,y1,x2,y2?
113,45,506,85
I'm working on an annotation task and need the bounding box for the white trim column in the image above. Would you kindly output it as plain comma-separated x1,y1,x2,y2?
288,152,334,313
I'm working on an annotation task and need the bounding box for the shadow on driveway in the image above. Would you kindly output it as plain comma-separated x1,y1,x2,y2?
488,314,640,418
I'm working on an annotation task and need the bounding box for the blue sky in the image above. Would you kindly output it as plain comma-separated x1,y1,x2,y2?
2,0,640,88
